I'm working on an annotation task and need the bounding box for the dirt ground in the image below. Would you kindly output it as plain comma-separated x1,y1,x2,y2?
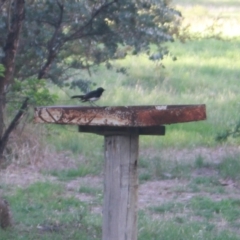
1,146,240,212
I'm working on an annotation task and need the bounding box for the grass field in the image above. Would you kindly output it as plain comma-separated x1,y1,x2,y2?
1,0,240,239
45,1,240,151
49,36,240,153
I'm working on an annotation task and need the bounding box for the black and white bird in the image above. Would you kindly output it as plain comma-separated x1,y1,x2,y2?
71,87,105,106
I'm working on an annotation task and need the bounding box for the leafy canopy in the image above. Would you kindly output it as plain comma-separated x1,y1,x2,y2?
0,0,181,85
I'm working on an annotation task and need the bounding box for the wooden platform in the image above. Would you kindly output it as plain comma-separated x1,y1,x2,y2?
34,104,206,240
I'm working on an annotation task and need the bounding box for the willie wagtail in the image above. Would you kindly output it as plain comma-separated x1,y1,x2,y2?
71,87,105,106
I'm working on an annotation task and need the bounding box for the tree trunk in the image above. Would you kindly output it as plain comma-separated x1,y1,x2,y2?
0,97,29,165
0,197,12,229
0,0,25,163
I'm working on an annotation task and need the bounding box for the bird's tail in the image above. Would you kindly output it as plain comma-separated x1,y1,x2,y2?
71,95,84,99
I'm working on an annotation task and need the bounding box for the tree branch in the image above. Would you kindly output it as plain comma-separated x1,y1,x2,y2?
65,0,117,42
0,97,29,159
38,1,117,79
37,2,64,79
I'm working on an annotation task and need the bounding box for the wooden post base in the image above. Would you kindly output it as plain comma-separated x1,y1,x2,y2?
34,104,206,239
103,134,139,240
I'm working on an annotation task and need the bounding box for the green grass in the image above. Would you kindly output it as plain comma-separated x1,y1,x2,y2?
2,182,240,240
50,37,240,153
190,196,240,222
0,182,102,239
3,1,240,239
79,185,102,196
218,155,240,180
140,152,240,184
139,155,194,181
194,155,206,168
48,165,99,181
46,125,104,156
190,176,220,188
143,195,240,238
148,196,240,222
138,214,239,240
188,176,225,194
32,0,240,154
149,201,184,214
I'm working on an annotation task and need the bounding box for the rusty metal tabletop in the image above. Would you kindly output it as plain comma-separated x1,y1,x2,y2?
34,105,206,127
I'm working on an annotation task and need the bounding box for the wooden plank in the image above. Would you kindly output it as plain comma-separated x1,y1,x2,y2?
78,126,165,136
34,104,206,127
103,134,139,240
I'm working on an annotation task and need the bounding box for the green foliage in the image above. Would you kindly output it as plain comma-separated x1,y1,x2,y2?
10,78,58,106
216,119,240,142
0,64,4,77
0,1,181,87
68,79,96,93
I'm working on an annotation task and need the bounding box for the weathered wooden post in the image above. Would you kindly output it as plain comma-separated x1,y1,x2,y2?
34,105,206,240
103,134,139,240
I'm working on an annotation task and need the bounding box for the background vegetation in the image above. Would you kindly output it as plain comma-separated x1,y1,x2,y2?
1,0,240,239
